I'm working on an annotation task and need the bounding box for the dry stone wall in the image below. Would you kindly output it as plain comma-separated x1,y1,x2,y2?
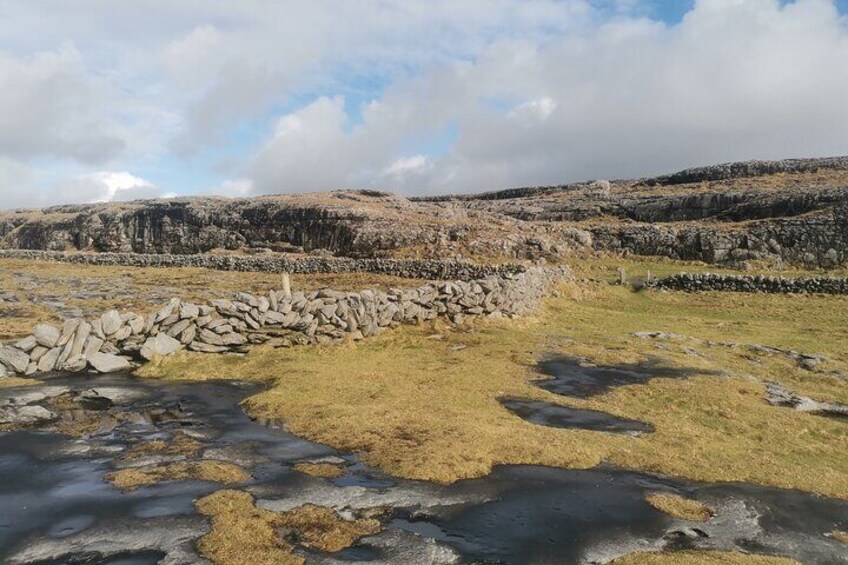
0,250,525,281
0,267,569,379
654,272,848,295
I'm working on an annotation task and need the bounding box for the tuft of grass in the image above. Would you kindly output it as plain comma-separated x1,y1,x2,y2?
120,432,203,461
293,462,346,479
646,493,713,522
106,460,250,491
139,275,848,497
610,550,798,564
195,490,380,565
0,376,40,389
832,531,848,544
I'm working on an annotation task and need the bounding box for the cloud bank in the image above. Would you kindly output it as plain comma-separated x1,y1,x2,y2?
0,0,846,208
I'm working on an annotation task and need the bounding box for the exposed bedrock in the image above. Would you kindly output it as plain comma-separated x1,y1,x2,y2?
589,206,847,268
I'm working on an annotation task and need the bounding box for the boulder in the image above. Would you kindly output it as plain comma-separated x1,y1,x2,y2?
69,321,92,358
128,315,145,334
37,347,61,372
0,405,56,426
57,319,82,346
83,336,104,359
14,335,37,352
100,310,123,336
62,355,88,373
88,352,133,373
0,346,30,374
33,324,61,348
179,302,200,319
140,333,183,361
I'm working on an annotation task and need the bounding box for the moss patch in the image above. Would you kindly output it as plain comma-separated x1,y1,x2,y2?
195,490,380,565
646,493,713,522
610,550,799,564
106,460,250,491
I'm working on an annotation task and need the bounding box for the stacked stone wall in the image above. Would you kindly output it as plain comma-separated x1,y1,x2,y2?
0,250,525,281
0,266,569,379
654,272,848,294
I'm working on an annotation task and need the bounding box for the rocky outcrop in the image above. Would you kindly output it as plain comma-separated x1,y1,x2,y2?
2,156,846,269
641,156,848,186
589,206,847,269
0,267,570,379
654,272,848,295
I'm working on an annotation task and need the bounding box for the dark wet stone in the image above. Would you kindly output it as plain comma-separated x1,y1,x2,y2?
501,397,654,435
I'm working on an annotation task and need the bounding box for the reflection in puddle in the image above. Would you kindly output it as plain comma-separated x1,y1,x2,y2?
536,357,697,398
1,370,847,565
501,397,654,435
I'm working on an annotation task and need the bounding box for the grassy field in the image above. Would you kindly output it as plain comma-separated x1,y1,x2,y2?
140,278,848,498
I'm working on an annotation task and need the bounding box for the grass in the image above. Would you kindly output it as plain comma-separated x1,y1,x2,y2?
645,493,713,522
139,280,848,498
195,490,380,565
0,258,426,340
832,531,848,544
610,550,798,564
106,461,251,491
120,433,203,461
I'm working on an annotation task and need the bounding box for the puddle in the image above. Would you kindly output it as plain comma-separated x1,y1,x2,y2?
1,372,846,564
501,397,653,435
536,357,696,398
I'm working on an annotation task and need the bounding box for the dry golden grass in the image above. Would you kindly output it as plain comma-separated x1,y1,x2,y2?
646,493,713,522
195,490,380,565
832,531,848,544
610,550,799,565
120,433,203,461
0,376,40,388
294,462,346,479
140,281,848,498
106,460,250,491
0,258,427,339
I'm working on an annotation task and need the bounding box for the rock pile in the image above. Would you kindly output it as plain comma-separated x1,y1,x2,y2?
0,267,569,379
654,272,848,295
0,250,525,281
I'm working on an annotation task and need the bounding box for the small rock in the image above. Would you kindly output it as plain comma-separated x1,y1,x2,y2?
0,405,57,426
0,346,30,374
37,347,61,372
140,333,183,361
62,355,88,373
100,310,123,336
33,324,61,348
14,336,37,352
88,353,133,373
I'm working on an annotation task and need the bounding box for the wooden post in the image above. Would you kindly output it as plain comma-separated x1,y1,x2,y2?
281,272,292,297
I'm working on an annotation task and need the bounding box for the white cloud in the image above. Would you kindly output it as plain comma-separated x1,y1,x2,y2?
0,0,847,206
59,171,166,203
245,0,848,195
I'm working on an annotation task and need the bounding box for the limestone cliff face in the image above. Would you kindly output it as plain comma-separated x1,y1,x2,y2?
1,156,846,268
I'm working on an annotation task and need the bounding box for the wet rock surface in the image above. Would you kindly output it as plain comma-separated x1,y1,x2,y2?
500,398,654,435
1,373,846,564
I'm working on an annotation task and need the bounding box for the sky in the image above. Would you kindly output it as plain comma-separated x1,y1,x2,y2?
0,0,847,209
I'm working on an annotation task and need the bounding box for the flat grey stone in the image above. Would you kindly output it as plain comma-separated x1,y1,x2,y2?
88,353,132,373
140,333,182,361
0,346,30,374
